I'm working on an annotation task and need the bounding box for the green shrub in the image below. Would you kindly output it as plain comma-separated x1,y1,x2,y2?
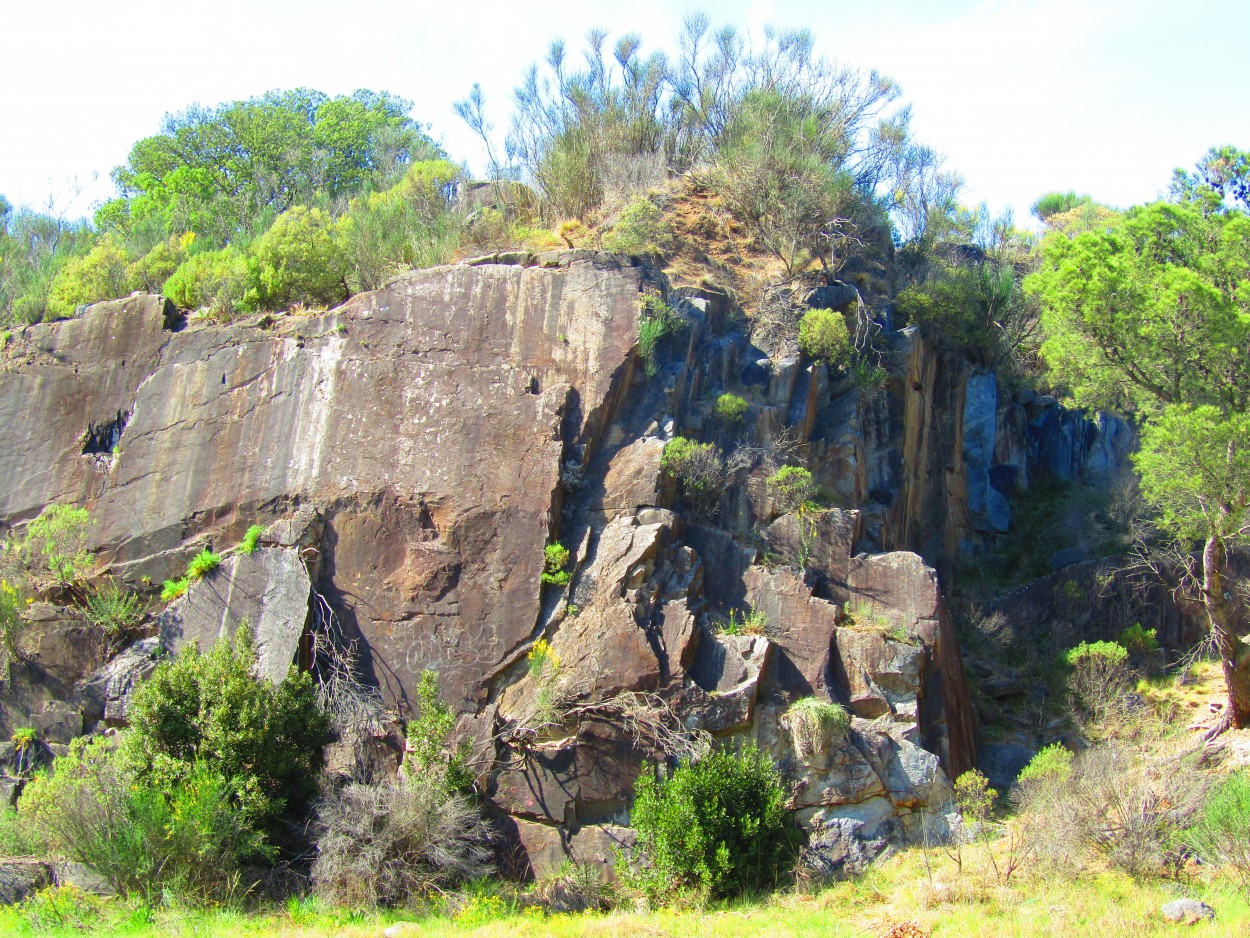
766,465,816,514
713,393,749,427
45,235,132,319
15,884,107,931
126,233,193,293
120,623,329,831
24,504,94,586
954,769,996,822
185,548,221,581
715,608,770,637
1063,641,1131,732
526,638,562,724
21,738,266,902
239,524,264,555
784,696,850,760
602,197,673,256
162,246,249,315
797,308,852,370
625,746,799,902
541,543,571,586
1186,769,1250,886
160,576,189,602
0,579,23,668
404,670,472,791
84,578,143,639
1118,623,1158,655
660,437,725,513
638,295,683,377
0,806,45,858
1017,743,1073,785
247,205,349,311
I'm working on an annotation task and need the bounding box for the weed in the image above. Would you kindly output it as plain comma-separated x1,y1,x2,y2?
239,524,264,555
186,548,221,580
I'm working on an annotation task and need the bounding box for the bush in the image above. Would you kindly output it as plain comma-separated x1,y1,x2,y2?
247,205,348,311
311,772,493,907
404,670,472,791
0,579,23,668
160,576,189,602
185,548,221,580
20,738,266,902
121,623,329,831
1186,769,1250,886
660,437,725,514
626,746,799,902
1118,623,1158,655
767,465,816,514
84,578,143,639
24,504,93,586
602,197,672,256
533,860,615,913
712,393,749,427
783,697,849,760
162,246,249,315
797,308,852,370
239,524,264,555
541,543,571,586
1064,641,1131,730
638,295,683,377
0,806,45,858
1016,743,1072,786
45,235,132,319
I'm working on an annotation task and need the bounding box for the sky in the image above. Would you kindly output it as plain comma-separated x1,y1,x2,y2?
2,0,1247,226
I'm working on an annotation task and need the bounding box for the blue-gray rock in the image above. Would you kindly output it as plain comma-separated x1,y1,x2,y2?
1050,546,1092,570
1160,899,1215,924
963,372,1010,532
976,742,1036,792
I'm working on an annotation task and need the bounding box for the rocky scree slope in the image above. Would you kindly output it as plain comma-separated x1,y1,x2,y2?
0,250,1130,874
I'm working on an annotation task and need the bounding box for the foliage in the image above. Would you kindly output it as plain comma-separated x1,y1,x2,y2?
103,89,435,247
24,504,93,586
160,576,189,602
626,746,799,902
44,234,131,319
638,294,683,377
767,465,816,514
404,670,472,790
20,737,267,902
1118,623,1159,655
185,548,221,581
120,623,329,831
602,196,673,256
660,437,725,514
1017,743,1073,785
0,579,23,668
715,607,770,637
246,205,348,311
15,884,109,931
311,771,493,908
1064,642,1132,733
527,638,562,724
162,246,249,315
239,524,264,556
0,201,94,327
541,543,571,586
0,806,45,858
1186,769,1250,886
1171,145,1250,212
340,159,463,292
712,392,749,426
954,770,996,824
796,308,852,369
84,578,143,638
1031,191,1091,222
783,696,849,760
533,859,616,913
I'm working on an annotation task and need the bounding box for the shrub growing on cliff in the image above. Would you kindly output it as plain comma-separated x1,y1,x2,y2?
186,548,221,580
162,247,250,316
0,579,23,670
84,578,143,643
1017,743,1073,786
766,465,816,514
404,669,473,791
797,308,852,370
247,205,349,311
602,197,673,256
638,295,683,377
24,504,93,586
660,437,725,514
625,746,799,902
541,543,571,586
1064,641,1131,731
713,392,749,427
44,235,131,319
238,524,264,556
121,623,329,831
783,696,849,760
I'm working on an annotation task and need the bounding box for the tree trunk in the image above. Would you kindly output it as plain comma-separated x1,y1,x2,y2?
1203,534,1250,729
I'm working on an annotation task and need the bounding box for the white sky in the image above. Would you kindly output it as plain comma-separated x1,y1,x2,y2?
2,0,1246,226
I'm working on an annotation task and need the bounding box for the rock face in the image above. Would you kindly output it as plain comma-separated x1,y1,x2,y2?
0,254,984,876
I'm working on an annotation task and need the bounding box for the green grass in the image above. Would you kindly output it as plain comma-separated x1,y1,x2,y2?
3,850,1248,937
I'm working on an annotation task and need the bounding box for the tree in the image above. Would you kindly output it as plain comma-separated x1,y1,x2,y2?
1171,145,1250,213
1026,198,1250,731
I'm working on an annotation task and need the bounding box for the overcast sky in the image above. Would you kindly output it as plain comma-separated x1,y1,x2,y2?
3,0,1246,226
